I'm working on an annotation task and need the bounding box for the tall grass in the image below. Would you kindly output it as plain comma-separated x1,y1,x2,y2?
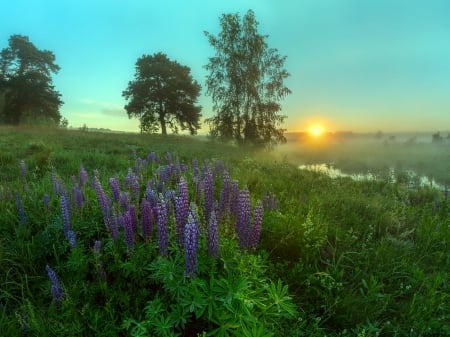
0,126,449,336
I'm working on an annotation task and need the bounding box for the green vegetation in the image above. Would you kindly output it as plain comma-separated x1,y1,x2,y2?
1,126,449,336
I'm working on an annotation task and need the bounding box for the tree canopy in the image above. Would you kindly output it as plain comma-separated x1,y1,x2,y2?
204,10,291,147
123,52,202,135
0,35,63,125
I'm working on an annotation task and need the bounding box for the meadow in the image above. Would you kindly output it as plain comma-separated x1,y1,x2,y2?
0,126,449,336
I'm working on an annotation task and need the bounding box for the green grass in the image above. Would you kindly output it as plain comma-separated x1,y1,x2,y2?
0,126,449,336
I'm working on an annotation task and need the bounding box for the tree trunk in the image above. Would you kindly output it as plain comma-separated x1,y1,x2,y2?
159,114,167,135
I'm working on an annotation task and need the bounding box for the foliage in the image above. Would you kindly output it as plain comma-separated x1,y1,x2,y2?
1,127,449,336
123,52,202,135
0,35,63,125
204,10,291,147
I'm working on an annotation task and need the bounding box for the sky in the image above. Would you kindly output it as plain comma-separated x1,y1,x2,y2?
2,0,450,134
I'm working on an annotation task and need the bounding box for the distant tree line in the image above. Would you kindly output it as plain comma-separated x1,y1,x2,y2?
1,10,291,147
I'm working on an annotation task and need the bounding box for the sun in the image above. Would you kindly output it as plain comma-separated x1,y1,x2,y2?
309,124,324,137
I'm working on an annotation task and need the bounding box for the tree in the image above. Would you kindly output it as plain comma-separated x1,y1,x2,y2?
122,52,202,135
204,10,291,147
0,35,63,125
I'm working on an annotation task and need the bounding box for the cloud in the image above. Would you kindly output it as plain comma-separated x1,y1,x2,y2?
80,98,125,117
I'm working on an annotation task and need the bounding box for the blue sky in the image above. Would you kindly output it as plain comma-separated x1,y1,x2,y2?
2,0,450,133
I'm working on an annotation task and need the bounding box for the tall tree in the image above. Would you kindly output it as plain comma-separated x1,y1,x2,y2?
0,35,63,125
204,10,291,147
123,52,202,135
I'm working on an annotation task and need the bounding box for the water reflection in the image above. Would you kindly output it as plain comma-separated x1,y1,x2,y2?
299,163,444,190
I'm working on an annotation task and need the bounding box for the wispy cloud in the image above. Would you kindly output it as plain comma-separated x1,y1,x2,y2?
80,98,125,117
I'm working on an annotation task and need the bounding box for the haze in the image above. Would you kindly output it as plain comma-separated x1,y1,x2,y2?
2,0,449,134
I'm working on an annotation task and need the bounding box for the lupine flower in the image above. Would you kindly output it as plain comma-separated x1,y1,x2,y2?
250,201,264,249
43,193,50,210
145,187,158,209
72,185,84,209
218,170,231,220
125,168,140,201
157,194,169,257
119,191,130,211
128,204,138,234
159,165,169,184
123,210,135,252
263,190,279,211
60,193,71,237
141,199,153,241
79,165,88,188
109,212,120,241
66,230,77,249
15,193,27,225
175,177,189,247
93,240,102,254
51,170,66,196
184,212,199,278
208,209,219,258
109,177,121,202
93,176,111,226
237,188,251,251
203,166,214,223
230,180,240,219
45,265,65,305
147,151,159,164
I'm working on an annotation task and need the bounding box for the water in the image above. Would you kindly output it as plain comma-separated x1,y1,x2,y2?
299,163,445,190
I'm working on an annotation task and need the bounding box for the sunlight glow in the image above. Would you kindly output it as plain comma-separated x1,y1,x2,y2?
309,124,324,137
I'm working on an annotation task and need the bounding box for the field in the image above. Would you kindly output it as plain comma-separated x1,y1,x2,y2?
1,126,449,336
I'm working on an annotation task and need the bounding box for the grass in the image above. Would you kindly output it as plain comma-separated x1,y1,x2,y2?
0,125,449,336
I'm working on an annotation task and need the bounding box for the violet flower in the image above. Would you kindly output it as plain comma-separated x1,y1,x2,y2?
157,194,169,257
45,265,65,305
250,201,264,249
184,212,198,278
208,210,219,258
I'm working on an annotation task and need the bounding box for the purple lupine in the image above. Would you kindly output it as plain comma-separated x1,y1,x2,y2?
218,170,231,220
43,193,50,211
128,204,138,234
109,177,121,202
51,170,66,196
263,191,278,211
15,193,26,225
203,166,214,222
119,191,130,211
147,151,159,164
250,201,264,249
93,240,102,254
157,194,169,257
184,212,199,278
45,265,65,305
60,193,71,238
125,168,140,201
72,185,84,209
165,152,173,165
79,165,88,188
123,210,135,252
141,199,153,241
237,188,251,251
66,230,77,249
93,176,110,226
208,210,219,258
109,212,120,241
175,177,189,247
230,180,240,219
159,165,169,184
146,187,158,209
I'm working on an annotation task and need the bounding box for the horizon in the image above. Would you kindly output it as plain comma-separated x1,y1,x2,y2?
2,0,450,134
